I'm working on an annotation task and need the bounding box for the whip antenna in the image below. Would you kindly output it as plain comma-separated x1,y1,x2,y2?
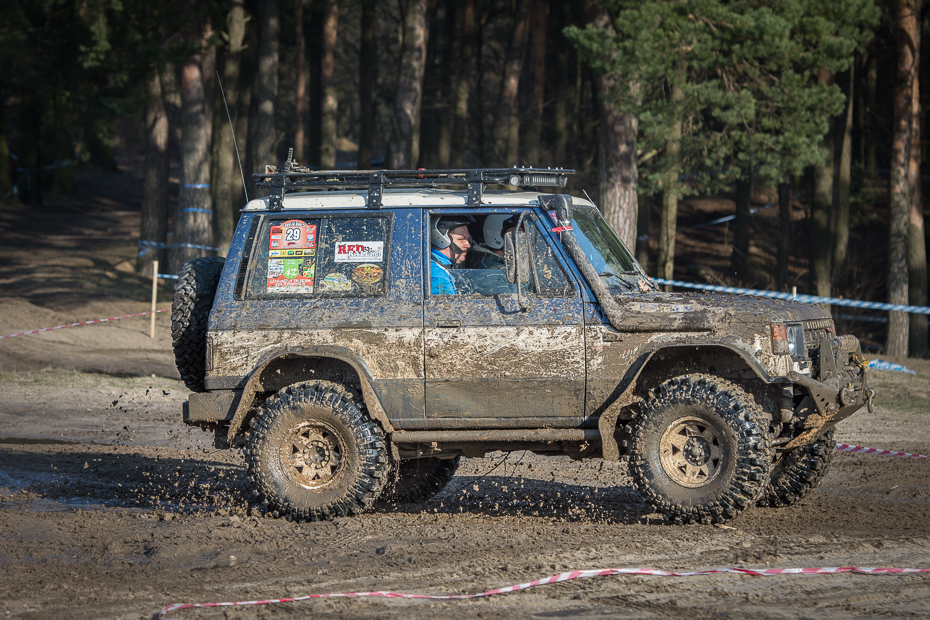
216,71,249,203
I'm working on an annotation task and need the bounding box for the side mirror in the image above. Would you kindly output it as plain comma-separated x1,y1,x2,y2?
504,230,532,284
538,194,572,224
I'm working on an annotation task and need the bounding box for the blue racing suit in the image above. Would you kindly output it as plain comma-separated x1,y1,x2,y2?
430,247,456,295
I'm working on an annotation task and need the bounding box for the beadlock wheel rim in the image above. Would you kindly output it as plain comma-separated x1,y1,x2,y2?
283,420,346,490
659,415,725,488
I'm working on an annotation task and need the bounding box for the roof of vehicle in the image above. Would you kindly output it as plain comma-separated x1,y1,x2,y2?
242,189,597,212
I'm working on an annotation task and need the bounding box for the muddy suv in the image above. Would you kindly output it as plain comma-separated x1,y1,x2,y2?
172,166,873,525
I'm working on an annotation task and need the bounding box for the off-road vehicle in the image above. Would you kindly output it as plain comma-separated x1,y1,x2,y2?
172,164,873,524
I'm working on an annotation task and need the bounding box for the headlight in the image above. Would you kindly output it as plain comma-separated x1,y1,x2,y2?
771,323,806,357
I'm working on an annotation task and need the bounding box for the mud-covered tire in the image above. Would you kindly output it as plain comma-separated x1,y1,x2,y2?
246,381,389,522
756,427,836,508
628,374,772,525
379,457,460,504
171,257,225,392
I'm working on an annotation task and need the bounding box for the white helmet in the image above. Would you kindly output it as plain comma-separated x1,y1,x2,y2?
482,214,519,249
430,215,475,249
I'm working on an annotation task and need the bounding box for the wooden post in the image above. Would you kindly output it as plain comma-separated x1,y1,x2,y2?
150,260,159,339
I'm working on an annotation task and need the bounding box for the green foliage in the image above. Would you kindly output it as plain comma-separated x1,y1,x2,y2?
565,0,879,196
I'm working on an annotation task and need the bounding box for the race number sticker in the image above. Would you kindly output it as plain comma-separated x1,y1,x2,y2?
267,257,315,294
270,220,317,250
334,241,384,263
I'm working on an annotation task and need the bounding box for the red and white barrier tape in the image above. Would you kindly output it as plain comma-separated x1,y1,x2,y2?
0,309,170,340
159,565,930,618
835,443,930,459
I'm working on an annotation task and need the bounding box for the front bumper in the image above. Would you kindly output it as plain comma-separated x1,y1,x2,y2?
783,335,871,449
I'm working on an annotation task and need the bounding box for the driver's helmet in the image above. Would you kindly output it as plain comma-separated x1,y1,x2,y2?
430,215,475,249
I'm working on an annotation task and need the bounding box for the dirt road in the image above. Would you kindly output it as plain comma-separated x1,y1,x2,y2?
1,166,929,619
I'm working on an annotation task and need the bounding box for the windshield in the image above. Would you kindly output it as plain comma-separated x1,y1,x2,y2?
552,206,656,292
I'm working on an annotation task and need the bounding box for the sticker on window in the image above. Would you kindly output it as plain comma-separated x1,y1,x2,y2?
267,257,315,293
321,272,353,292
270,220,316,250
352,263,383,285
334,241,384,263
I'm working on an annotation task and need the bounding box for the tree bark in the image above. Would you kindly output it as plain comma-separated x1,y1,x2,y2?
253,0,280,170
139,70,170,277
391,0,430,169
294,0,308,165
658,85,683,290
492,0,532,166
731,166,753,279
909,1,928,358
160,63,183,161
319,0,339,169
553,0,573,166
436,2,457,167
833,66,854,276
449,0,476,168
524,0,549,165
214,0,247,251
170,51,215,273
864,53,878,173
810,70,835,298
888,0,918,358
776,182,792,291
358,0,377,169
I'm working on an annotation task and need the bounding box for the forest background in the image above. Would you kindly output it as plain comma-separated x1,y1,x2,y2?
0,0,927,358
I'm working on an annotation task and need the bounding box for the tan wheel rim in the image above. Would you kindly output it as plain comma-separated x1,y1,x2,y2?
282,420,346,490
659,415,724,488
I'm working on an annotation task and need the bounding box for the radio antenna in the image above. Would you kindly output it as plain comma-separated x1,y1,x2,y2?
216,71,249,203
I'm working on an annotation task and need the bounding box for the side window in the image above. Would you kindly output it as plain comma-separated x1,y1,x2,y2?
428,213,571,297
247,215,389,299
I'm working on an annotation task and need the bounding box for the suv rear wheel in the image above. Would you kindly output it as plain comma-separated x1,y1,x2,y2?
628,374,772,524
246,381,389,521
756,427,836,508
379,456,460,504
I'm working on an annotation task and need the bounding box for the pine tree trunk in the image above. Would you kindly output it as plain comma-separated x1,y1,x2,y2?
888,0,918,358
636,190,651,272
358,0,376,169
658,112,682,290
237,21,256,192
417,4,440,168
731,167,752,279
553,0,573,166
908,3,928,358
254,0,280,169
492,0,532,166
833,66,854,277
319,0,339,169
864,53,878,173
140,71,170,277
308,1,323,166
436,3,457,167
294,0,308,165
391,0,429,169
449,0,476,168
160,63,183,159
524,0,549,165
776,181,792,291
214,0,247,250
810,70,835,298
171,52,215,273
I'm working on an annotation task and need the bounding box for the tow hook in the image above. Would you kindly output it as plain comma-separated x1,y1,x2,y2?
865,387,876,413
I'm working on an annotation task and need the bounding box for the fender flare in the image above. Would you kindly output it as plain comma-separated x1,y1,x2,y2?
599,343,773,461
225,345,395,443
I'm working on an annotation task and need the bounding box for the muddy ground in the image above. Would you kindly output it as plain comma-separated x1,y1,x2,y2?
1,164,930,619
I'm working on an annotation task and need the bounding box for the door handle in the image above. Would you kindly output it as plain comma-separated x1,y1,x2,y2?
435,320,461,328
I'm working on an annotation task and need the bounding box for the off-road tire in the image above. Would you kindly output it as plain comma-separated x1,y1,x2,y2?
246,381,389,522
756,427,836,508
171,257,225,392
628,374,772,525
379,457,460,504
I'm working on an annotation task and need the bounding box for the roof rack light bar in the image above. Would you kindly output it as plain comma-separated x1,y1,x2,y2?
253,166,574,209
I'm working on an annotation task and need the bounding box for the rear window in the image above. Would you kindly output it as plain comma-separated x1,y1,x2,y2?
246,215,390,299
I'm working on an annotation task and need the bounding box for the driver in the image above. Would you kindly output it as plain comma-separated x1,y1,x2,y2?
430,215,473,295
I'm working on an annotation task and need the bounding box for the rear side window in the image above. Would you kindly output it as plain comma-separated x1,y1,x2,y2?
246,215,390,299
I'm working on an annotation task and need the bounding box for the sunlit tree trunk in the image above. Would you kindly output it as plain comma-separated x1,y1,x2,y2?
833,66,854,276
214,0,247,250
449,0,476,168
253,0,280,169
391,0,429,169
908,3,928,357
492,0,532,166
319,0,339,169
140,71,170,277
887,0,918,357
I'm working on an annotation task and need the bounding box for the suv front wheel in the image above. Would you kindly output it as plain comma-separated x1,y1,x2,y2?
628,374,772,524
246,381,389,522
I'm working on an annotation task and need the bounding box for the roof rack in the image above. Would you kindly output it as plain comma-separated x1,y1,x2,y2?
253,152,573,210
